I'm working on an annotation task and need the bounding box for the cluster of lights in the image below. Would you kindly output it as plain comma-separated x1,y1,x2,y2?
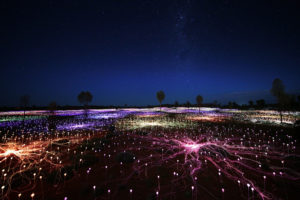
116,118,197,130
0,108,299,199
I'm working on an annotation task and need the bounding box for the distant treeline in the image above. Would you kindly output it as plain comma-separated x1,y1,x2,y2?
1,101,299,112
1,78,299,113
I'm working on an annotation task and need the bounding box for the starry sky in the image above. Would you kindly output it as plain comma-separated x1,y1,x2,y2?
0,0,300,107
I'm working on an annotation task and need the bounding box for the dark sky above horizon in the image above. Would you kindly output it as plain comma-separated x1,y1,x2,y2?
1,0,300,107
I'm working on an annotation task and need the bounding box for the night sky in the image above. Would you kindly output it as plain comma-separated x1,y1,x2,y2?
1,0,300,107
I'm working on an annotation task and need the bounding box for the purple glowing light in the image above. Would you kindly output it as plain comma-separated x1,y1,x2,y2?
57,122,96,130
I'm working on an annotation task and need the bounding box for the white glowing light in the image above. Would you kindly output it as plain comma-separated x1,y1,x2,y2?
3,149,22,157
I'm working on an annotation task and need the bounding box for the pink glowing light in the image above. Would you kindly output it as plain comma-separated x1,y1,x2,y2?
182,143,201,153
176,139,204,153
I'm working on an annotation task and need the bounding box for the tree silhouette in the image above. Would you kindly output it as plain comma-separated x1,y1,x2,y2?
270,78,286,123
256,99,265,109
48,101,58,131
78,91,93,116
49,101,57,115
232,102,238,108
156,90,165,111
20,95,30,119
196,95,203,113
213,100,218,107
78,91,93,106
174,101,179,107
186,101,191,108
174,101,179,113
228,101,233,108
248,100,254,107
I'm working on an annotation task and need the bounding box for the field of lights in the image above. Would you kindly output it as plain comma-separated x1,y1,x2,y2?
0,108,299,200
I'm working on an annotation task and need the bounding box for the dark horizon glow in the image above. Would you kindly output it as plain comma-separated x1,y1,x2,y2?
1,0,300,106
